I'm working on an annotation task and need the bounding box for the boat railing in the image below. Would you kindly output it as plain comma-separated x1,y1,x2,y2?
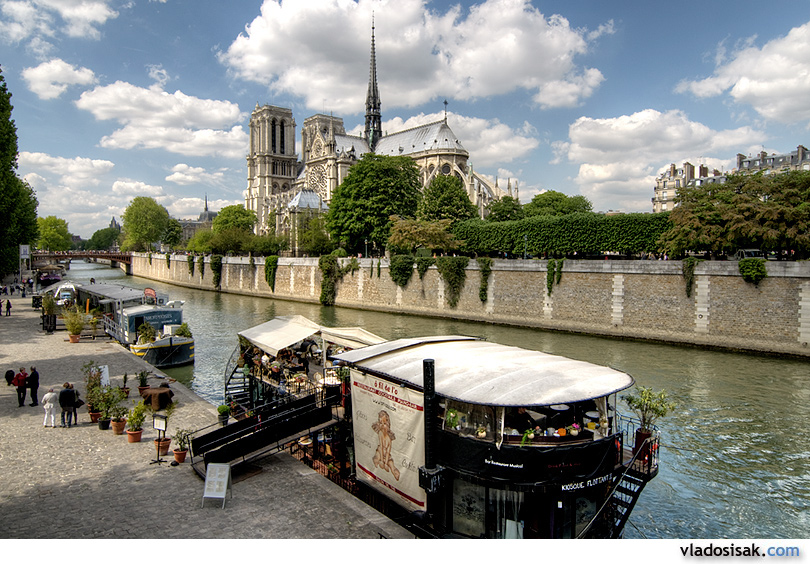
223,346,241,386
102,315,126,343
614,413,660,476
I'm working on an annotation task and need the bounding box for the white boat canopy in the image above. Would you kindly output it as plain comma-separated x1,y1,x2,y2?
334,336,635,407
238,315,386,357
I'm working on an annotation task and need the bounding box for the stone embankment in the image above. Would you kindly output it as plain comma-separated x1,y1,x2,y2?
0,292,410,539
135,254,810,358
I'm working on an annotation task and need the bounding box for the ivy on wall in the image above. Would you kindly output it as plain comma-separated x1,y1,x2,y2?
377,259,381,278
436,256,469,308
389,254,415,288
738,258,768,286
682,256,702,298
147,252,152,265
187,254,194,276
477,257,492,302
211,254,223,288
318,254,360,305
249,255,255,270
416,257,435,280
265,255,279,291
165,253,171,270
198,255,205,278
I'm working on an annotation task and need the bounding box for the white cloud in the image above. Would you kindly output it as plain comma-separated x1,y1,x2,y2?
168,197,241,220
111,179,164,197
220,0,612,113
147,64,170,88
21,58,96,99
75,81,249,158
677,21,810,125
0,0,118,45
555,109,764,212
19,151,114,187
165,163,228,186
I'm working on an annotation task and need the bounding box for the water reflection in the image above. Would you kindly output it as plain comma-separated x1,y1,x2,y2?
63,262,809,539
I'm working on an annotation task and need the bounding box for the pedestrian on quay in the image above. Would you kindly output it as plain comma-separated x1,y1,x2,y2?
12,367,28,407
5,299,11,316
70,383,82,425
42,388,58,427
59,382,75,427
27,366,40,406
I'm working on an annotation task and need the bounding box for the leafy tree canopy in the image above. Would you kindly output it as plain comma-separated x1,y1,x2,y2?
388,216,461,254
87,227,120,250
185,228,214,254
523,190,593,217
0,66,38,275
417,174,477,225
162,218,183,249
36,216,72,251
486,195,525,222
212,204,256,234
299,215,336,256
326,154,421,253
121,196,169,251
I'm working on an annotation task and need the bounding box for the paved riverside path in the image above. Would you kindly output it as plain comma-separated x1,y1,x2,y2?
0,293,412,540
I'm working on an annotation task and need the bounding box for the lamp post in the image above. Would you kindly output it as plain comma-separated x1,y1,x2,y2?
364,239,368,259
523,234,528,260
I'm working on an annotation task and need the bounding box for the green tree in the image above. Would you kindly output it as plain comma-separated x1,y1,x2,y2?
523,190,592,217
326,154,421,253
212,205,256,234
299,215,336,256
249,232,288,256
210,227,252,254
162,218,183,249
0,66,38,275
185,228,214,254
388,216,460,254
485,195,525,222
87,227,121,250
122,197,169,251
36,216,72,251
418,174,478,225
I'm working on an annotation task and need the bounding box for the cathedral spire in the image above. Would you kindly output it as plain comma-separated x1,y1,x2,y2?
364,15,382,150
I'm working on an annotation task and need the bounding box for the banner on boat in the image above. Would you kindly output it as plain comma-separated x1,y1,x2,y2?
351,369,426,512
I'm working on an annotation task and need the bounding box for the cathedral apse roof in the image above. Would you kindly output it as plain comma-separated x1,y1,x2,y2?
374,120,468,157
288,189,328,211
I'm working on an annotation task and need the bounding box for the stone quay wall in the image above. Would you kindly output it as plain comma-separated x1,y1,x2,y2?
131,253,810,357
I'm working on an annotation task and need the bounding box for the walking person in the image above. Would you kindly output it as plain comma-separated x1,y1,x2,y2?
12,367,27,407
42,388,58,427
59,382,75,427
5,299,11,316
27,366,40,406
70,383,82,425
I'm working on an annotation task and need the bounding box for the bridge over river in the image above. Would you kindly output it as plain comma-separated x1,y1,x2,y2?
32,250,133,276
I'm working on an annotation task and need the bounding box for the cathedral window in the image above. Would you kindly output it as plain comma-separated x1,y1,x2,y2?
271,119,278,153
280,120,286,154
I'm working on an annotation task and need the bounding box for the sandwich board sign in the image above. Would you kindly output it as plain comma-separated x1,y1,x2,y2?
202,463,232,508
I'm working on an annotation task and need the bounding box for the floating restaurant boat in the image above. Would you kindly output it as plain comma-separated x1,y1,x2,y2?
76,283,194,368
191,319,659,539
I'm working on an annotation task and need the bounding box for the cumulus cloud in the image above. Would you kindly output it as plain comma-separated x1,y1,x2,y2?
0,0,118,45
168,197,241,220
554,109,763,212
677,21,810,125
165,163,228,186
220,0,612,113
75,81,249,158
19,151,114,187
112,179,164,196
21,58,96,99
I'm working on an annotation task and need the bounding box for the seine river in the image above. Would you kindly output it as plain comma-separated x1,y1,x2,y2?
68,261,808,539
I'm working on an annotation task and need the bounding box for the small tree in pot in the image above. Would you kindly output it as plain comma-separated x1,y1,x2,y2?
172,428,192,463
126,400,148,442
622,386,676,457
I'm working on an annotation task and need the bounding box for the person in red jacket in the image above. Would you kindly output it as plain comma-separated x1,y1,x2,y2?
12,367,28,407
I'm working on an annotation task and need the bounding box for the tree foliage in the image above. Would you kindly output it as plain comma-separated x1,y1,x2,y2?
299,215,336,256
486,195,524,222
212,205,256,234
660,171,810,258
524,190,592,217
122,197,169,251
388,216,460,254
36,216,72,251
326,154,421,253
0,66,38,275
185,228,213,254
162,218,183,249
87,227,120,250
417,174,477,225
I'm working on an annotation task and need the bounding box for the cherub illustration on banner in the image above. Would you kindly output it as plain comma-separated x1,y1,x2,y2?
371,410,400,480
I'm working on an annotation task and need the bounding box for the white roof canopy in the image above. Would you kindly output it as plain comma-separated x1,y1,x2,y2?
238,315,385,357
334,336,634,406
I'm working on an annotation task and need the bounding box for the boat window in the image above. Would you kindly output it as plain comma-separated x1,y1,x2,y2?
443,399,495,440
451,477,525,538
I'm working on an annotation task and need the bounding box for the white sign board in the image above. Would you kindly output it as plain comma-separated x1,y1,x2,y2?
351,369,426,513
202,463,232,508
98,365,110,388
19,245,29,259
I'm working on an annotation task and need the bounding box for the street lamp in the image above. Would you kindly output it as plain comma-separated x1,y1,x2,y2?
364,239,368,258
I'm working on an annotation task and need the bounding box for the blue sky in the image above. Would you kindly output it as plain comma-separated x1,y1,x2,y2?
3,0,810,238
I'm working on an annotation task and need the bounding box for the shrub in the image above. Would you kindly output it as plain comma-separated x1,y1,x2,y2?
435,256,469,307
211,254,223,288
389,254,415,287
265,255,279,291
739,258,768,286
477,257,492,302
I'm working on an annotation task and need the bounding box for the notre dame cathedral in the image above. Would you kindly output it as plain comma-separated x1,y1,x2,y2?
244,23,512,246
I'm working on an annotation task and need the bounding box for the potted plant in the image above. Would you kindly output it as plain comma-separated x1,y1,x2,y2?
126,400,148,442
153,401,177,456
98,386,125,430
137,321,156,344
88,315,100,340
520,426,539,446
83,361,103,423
136,370,149,394
445,408,459,430
110,403,128,435
217,404,230,427
63,306,85,343
172,428,192,463
567,423,581,437
120,373,130,398
42,293,57,333
622,386,676,457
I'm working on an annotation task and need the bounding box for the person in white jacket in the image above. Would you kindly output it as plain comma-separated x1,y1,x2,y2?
42,388,59,427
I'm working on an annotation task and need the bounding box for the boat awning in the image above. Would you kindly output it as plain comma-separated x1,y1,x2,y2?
334,336,635,407
237,315,386,357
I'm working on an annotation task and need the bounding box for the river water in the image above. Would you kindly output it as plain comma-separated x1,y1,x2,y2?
66,261,808,539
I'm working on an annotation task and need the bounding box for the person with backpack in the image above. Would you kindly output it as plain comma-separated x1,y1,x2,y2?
12,367,28,407
58,382,75,428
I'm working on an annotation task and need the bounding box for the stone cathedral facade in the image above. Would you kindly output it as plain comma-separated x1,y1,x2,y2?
244,24,510,239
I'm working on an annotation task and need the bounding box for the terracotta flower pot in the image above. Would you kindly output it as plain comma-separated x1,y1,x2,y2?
111,419,127,435
173,449,188,463
137,386,150,395
120,387,130,398
154,438,171,456
126,429,143,443
89,411,102,423
69,334,80,343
